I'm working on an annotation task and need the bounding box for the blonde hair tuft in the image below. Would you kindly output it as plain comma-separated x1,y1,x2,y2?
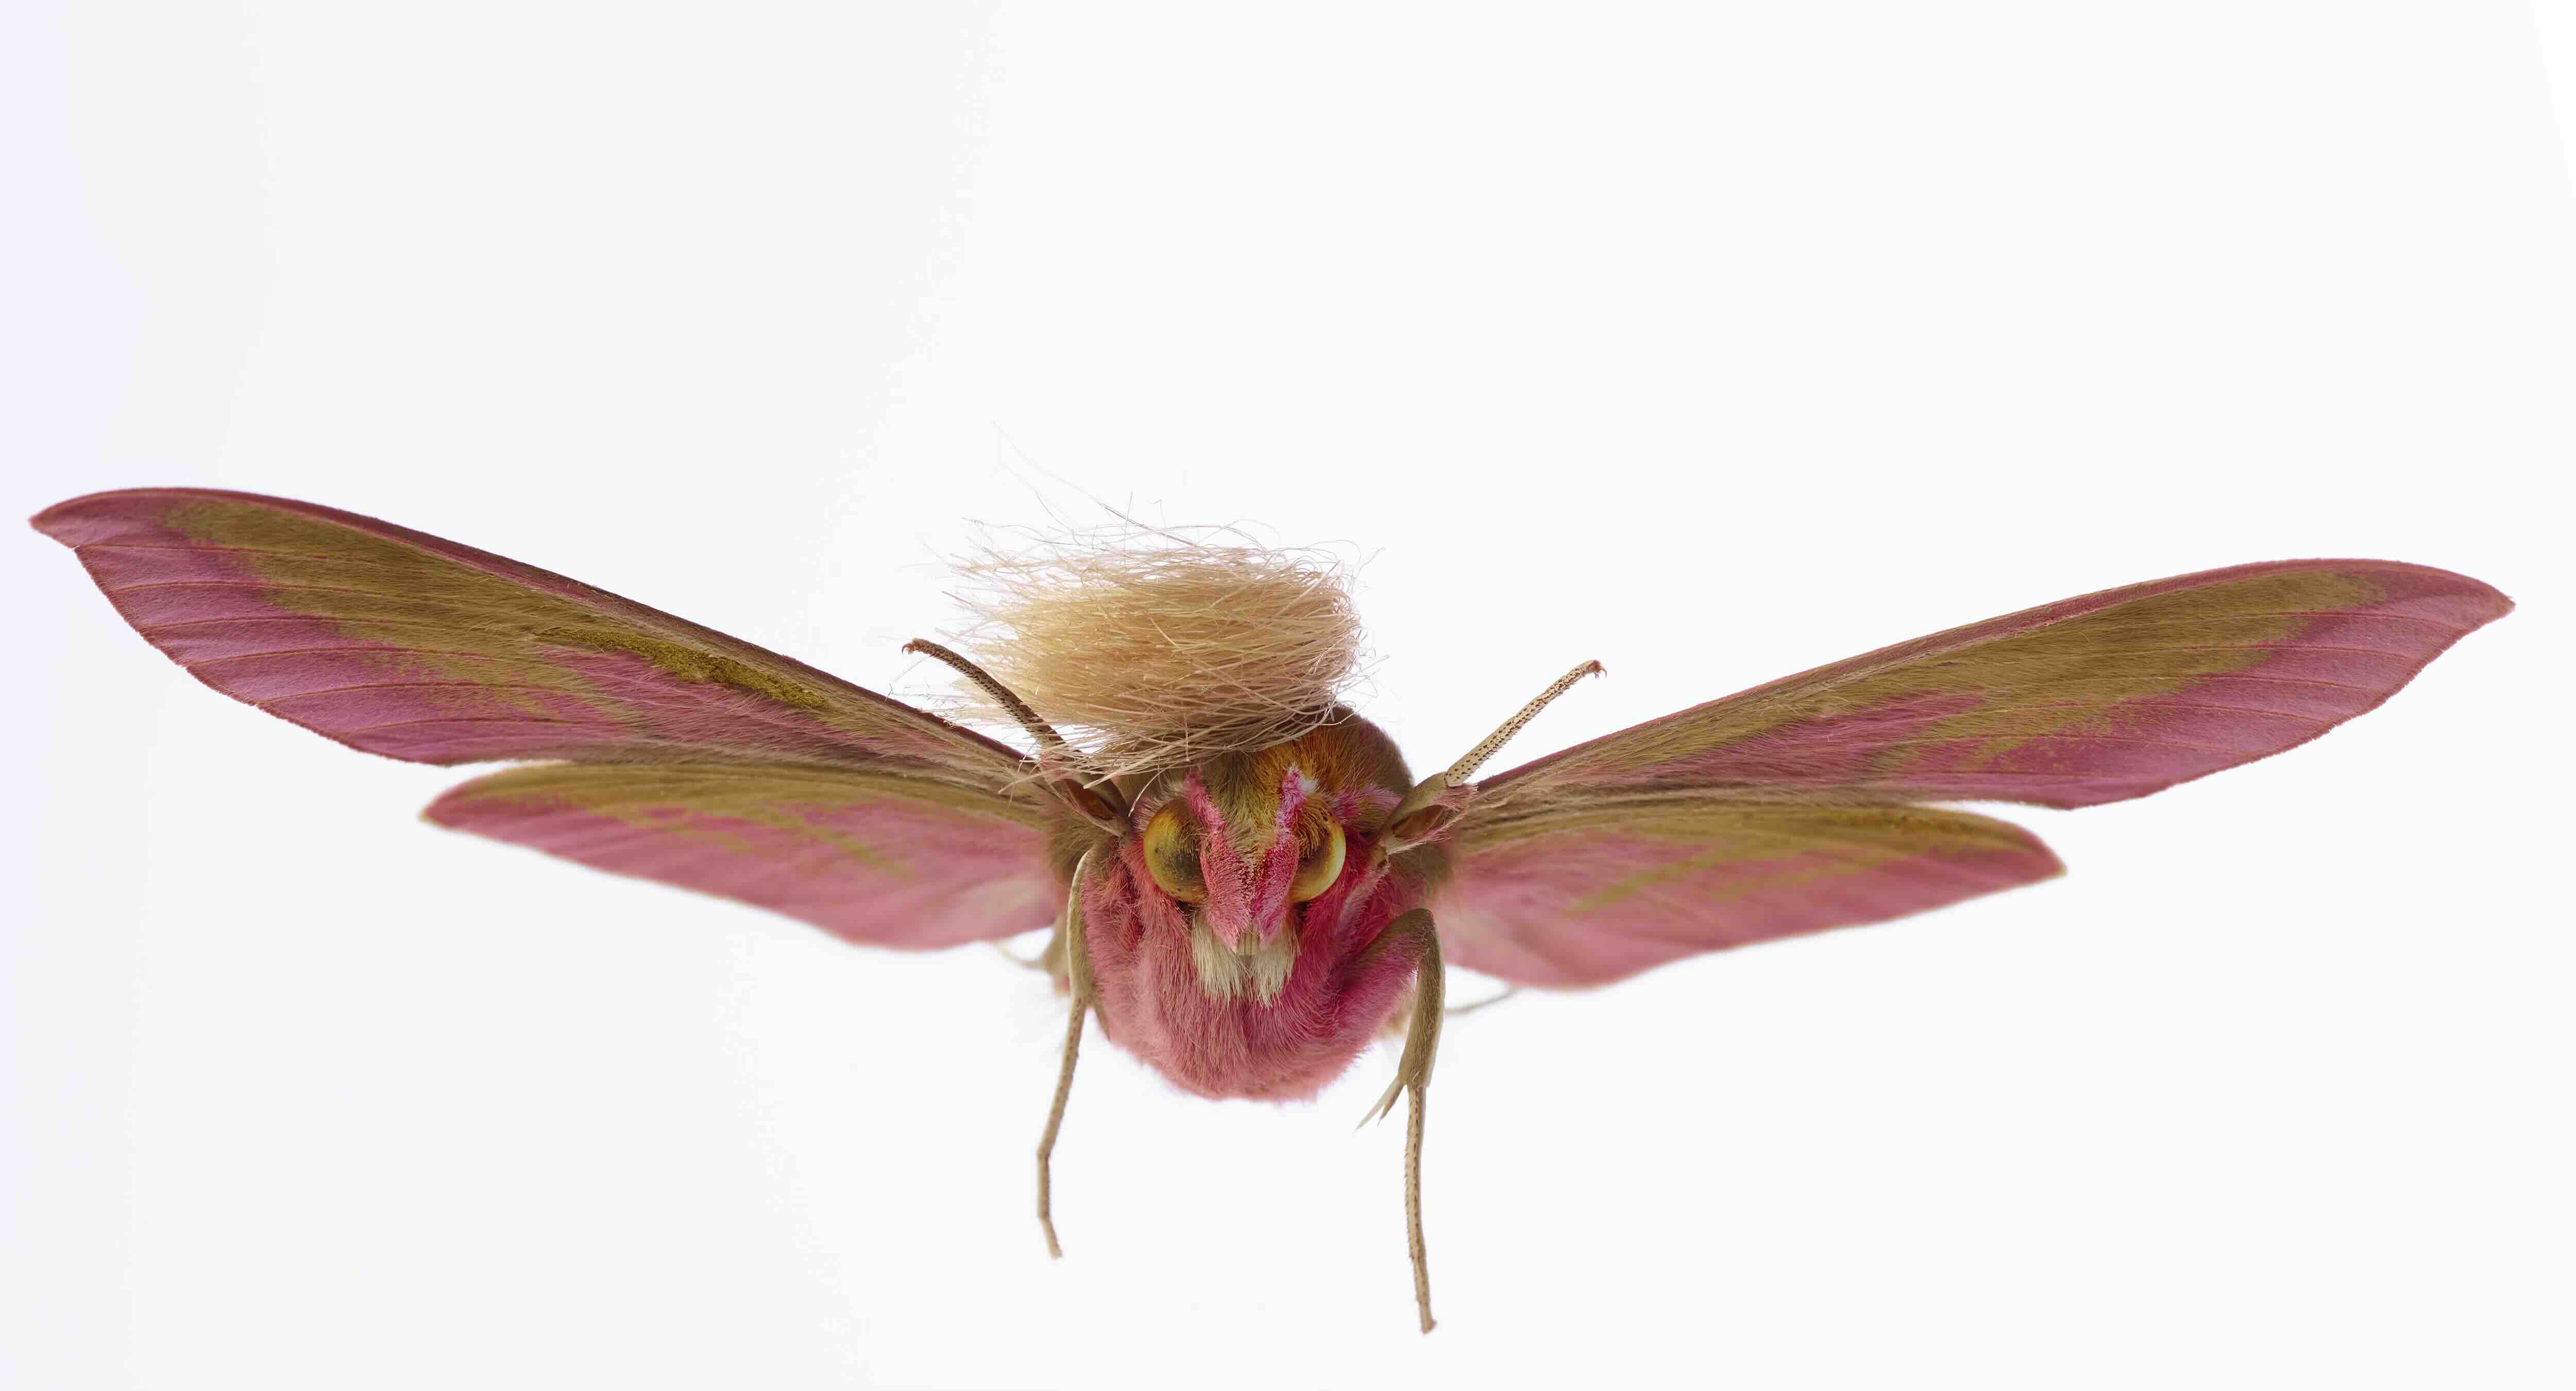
936,521,1368,777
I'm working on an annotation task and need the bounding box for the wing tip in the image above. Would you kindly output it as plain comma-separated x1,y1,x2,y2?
418,789,471,828
2458,576,2514,626
30,487,244,546
2315,557,2514,627
2026,837,2071,883
1960,811,2069,884
27,493,93,542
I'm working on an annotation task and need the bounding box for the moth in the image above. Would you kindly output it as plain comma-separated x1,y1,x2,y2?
36,488,2512,1333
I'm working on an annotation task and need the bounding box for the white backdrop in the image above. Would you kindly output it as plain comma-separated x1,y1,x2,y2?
8,4,2571,1388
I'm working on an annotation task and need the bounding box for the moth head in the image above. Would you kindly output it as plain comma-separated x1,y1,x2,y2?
1113,719,1413,1002
1139,765,1347,954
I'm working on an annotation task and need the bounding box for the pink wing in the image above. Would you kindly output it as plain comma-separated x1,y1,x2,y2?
1434,805,2062,987
1435,559,2509,986
38,488,1063,949
425,765,1059,948
33,488,1024,784
1467,560,2508,819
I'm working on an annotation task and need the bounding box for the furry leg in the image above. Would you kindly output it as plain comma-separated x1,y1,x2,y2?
1036,997,1087,1260
1038,852,1099,1260
1406,1081,1432,1334
1360,910,1445,1333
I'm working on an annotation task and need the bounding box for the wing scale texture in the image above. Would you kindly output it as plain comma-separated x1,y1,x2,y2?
34,488,1023,783
425,765,1058,948
37,488,1056,948
1436,560,2509,985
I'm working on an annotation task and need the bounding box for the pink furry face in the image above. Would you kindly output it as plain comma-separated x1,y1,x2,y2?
1059,717,1436,1100
1078,755,1435,1100
1127,718,1411,959
1140,766,1341,952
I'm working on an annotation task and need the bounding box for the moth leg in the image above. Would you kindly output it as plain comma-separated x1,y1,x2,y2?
1037,850,1100,1259
1036,996,1086,1260
988,936,1051,971
1403,1062,1433,1334
1362,909,1445,1334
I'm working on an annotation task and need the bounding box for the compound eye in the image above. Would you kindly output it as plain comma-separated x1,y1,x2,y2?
1141,800,1206,904
1289,819,1346,903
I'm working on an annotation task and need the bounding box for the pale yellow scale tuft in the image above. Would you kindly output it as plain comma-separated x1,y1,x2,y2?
937,521,1368,777
1188,918,1302,1004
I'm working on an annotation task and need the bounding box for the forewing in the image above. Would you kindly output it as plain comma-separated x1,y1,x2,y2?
425,764,1058,948
33,488,1025,784
1433,803,2061,986
1465,559,2510,825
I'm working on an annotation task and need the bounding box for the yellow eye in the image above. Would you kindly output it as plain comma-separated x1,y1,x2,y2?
1142,800,1206,904
1289,819,1346,903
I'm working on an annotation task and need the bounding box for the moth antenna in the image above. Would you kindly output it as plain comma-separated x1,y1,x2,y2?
906,638,1129,825
1386,660,1603,846
904,636,1072,754
1445,659,1605,785
988,939,1050,972
1036,854,1099,1260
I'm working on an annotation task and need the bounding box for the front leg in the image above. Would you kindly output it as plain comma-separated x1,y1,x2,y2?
1037,849,1100,1259
1359,908,1444,1333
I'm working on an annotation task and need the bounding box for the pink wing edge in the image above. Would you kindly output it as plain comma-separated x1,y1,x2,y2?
421,769,1059,950
1438,558,2510,985
1438,813,2066,986
38,488,1059,950
1471,558,2513,812
30,487,1029,771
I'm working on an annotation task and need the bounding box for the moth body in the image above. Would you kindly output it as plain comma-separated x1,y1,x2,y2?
1064,716,1448,1100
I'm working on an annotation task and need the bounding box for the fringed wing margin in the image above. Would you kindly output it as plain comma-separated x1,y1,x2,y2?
425,765,1058,949
32,488,1028,784
1434,559,2508,986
